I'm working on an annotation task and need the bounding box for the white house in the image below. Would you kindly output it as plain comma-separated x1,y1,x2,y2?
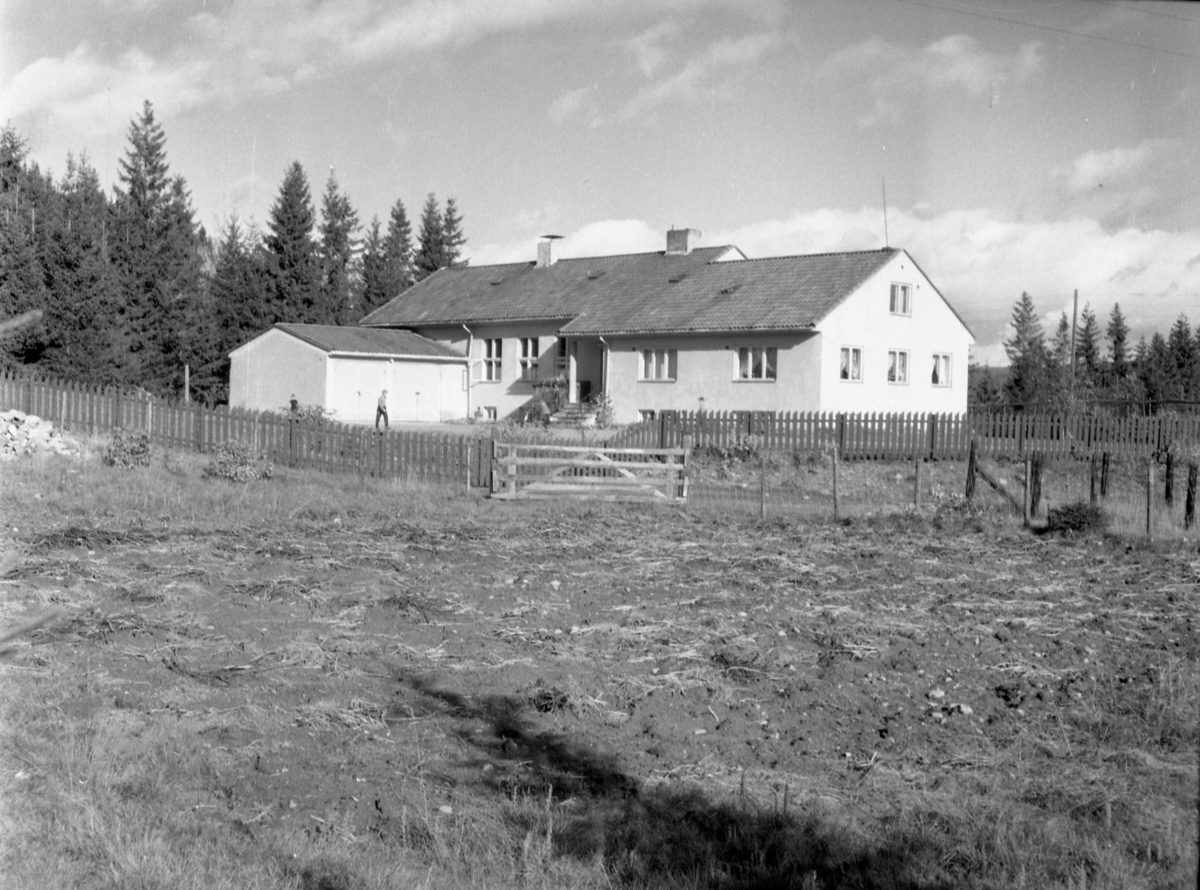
356,229,975,425
228,324,468,423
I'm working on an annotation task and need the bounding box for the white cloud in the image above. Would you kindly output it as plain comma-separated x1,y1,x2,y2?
1050,139,1189,229
822,34,1043,127
618,31,777,120
626,20,679,77
1059,139,1179,193
471,206,1200,366
548,85,597,124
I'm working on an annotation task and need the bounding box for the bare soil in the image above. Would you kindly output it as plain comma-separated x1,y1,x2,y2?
3,486,1198,887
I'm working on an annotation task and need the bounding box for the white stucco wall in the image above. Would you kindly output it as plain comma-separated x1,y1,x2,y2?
815,252,973,414
603,332,823,425
229,329,328,413
417,322,572,421
326,356,467,423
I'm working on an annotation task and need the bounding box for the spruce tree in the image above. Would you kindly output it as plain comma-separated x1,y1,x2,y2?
414,193,444,281
42,153,122,382
208,216,273,403
1166,314,1195,401
1003,291,1048,409
109,100,205,394
1076,304,1101,384
358,216,389,318
383,197,414,294
1107,303,1130,382
265,161,320,322
441,196,466,268
317,171,360,325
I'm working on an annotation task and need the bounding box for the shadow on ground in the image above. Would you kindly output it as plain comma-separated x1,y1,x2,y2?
397,673,951,890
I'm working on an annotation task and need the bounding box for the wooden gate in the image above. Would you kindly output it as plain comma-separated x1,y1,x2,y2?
491,443,690,501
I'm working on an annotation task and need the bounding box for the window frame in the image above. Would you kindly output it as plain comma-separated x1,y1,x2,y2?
887,349,909,384
735,346,778,382
518,337,539,382
931,353,952,387
839,346,863,382
483,338,502,382
889,282,912,316
554,338,568,377
638,348,677,382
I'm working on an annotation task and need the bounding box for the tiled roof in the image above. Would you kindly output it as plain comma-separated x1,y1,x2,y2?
274,324,465,359
563,249,899,335
358,246,738,327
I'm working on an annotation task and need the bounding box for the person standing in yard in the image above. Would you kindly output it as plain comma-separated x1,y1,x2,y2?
375,390,389,431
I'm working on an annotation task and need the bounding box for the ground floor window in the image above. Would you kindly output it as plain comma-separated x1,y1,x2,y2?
519,337,539,381
840,346,862,381
736,346,777,381
483,339,502,381
931,353,951,386
640,349,677,381
888,349,909,384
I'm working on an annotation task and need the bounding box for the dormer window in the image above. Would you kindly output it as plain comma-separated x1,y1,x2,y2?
890,283,911,316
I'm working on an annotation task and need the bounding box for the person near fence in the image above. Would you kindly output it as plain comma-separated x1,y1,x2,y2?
289,394,299,415
375,390,389,431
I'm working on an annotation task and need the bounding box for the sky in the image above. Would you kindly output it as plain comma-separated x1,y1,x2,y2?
2,0,1198,366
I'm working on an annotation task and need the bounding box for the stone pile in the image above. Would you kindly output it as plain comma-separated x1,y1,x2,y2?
1,409,83,460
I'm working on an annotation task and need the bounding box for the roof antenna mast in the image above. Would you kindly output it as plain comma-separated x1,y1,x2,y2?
882,177,889,249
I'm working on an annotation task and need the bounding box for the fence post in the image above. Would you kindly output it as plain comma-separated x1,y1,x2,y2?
1030,452,1044,517
1146,459,1155,540
1185,462,1197,530
836,413,846,461
913,458,922,508
926,413,938,460
1090,453,1098,506
1100,452,1110,499
1164,451,1174,508
965,439,977,500
1022,455,1032,528
832,446,840,520
759,450,766,521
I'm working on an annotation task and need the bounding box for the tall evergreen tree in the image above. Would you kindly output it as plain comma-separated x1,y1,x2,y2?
207,216,272,403
317,171,360,325
1075,303,1101,384
1003,291,1048,408
1106,302,1130,381
265,161,320,322
0,126,54,367
383,198,414,295
414,193,444,281
1166,314,1196,401
441,196,466,268
1140,332,1172,412
109,100,205,393
41,153,122,382
359,216,389,319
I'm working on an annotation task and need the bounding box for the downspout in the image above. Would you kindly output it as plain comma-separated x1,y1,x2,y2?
462,324,474,418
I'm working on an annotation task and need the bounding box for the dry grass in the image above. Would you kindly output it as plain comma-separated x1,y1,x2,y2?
0,447,1196,890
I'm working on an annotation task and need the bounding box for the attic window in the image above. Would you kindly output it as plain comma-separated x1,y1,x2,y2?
719,284,742,296
586,270,606,280
668,273,687,284
489,278,505,286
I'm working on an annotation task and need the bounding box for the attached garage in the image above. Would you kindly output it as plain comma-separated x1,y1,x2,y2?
229,324,468,424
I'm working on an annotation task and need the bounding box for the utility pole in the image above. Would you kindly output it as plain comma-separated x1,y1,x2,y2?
1069,288,1079,405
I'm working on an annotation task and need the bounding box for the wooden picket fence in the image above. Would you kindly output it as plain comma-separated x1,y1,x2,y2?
0,372,493,487
608,409,1200,460
4,372,1199,487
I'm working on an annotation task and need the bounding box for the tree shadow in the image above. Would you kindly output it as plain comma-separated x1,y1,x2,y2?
397,673,952,890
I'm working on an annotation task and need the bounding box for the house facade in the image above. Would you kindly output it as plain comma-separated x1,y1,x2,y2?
358,229,974,425
228,324,468,423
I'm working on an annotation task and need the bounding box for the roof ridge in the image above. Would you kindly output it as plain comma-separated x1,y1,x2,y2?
718,247,898,264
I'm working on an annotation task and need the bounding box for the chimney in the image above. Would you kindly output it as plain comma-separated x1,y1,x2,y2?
666,227,701,255
536,234,562,268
